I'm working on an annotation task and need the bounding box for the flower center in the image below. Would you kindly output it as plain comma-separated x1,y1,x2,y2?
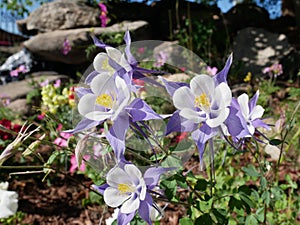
118,183,135,194
102,58,115,74
194,93,210,111
96,94,113,108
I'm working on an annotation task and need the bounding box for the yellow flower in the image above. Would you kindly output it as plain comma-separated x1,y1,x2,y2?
244,72,252,83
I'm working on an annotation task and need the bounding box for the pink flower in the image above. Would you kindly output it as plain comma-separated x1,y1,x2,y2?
69,154,90,173
37,113,45,120
154,51,168,68
62,39,71,55
206,66,218,76
9,65,29,77
98,3,109,27
175,132,188,143
39,79,49,87
54,79,61,88
54,125,73,148
263,63,283,78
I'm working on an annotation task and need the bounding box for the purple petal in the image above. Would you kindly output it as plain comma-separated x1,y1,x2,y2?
128,99,162,122
191,124,218,167
65,118,103,134
91,183,109,195
132,70,164,88
214,53,233,85
124,31,138,66
159,76,189,97
106,114,130,161
76,87,92,99
252,119,270,130
117,210,135,225
165,110,198,135
91,35,111,49
138,193,153,225
144,167,174,189
85,71,100,85
249,90,259,112
224,106,250,139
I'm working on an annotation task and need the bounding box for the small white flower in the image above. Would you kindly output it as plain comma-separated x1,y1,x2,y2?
104,164,147,214
0,182,18,218
173,74,232,128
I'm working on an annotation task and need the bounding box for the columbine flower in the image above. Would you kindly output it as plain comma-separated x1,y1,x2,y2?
225,90,269,140
164,54,233,165
173,75,231,128
93,163,171,225
0,182,18,218
62,39,71,55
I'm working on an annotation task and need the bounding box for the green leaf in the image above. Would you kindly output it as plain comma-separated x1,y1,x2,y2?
179,217,194,225
195,179,208,191
238,185,252,195
239,192,255,209
269,139,282,146
262,191,271,206
212,208,228,225
229,196,243,210
260,177,268,190
245,215,259,225
242,165,259,177
255,207,265,222
195,213,213,225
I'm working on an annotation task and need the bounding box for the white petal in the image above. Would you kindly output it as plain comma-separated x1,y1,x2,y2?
206,108,230,128
106,167,132,187
120,54,132,72
214,83,232,107
237,93,250,118
78,94,97,116
124,164,142,184
106,47,122,63
93,52,112,73
250,105,264,120
190,75,215,98
84,111,112,121
247,123,255,135
120,195,140,214
139,179,147,201
104,187,130,207
173,87,195,110
90,73,115,96
179,108,205,123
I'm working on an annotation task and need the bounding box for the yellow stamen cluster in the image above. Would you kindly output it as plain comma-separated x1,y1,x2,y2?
194,93,210,110
118,183,135,194
96,94,113,108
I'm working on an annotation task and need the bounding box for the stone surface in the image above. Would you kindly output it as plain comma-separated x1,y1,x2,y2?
7,99,30,115
17,0,100,35
0,74,68,101
232,27,293,74
23,21,150,65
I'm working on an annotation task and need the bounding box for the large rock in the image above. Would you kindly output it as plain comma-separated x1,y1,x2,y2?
23,21,150,65
232,27,293,74
17,0,100,35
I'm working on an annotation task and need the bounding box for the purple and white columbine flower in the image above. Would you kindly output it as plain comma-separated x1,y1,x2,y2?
69,72,161,161
225,90,269,140
171,74,232,164
93,163,171,225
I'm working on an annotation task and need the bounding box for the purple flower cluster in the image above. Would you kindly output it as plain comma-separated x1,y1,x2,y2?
98,3,109,27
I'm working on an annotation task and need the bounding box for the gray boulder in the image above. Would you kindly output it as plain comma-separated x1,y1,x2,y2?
17,0,100,35
232,27,293,74
23,21,150,65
